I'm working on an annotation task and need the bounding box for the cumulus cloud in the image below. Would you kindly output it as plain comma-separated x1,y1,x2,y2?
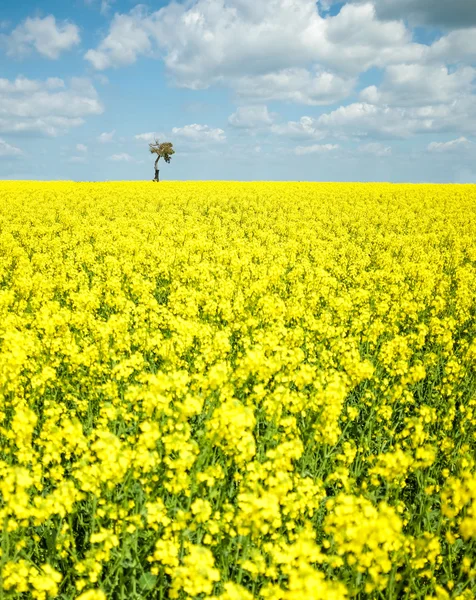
78,0,476,163
134,132,165,142
0,138,23,157
228,106,274,129
360,65,476,107
316,102,423,139
233,68,355,105
76,143,88,152
271,116,324,141
314,97,476,139
0,117,85,137
270,83,476,147
84,0,423,103
295,143,339,155
2,1,474,176
332,0,476,29
3,15,80,59
427,29,476,64
0,76,103,136
85,0,116,16
171,124,225,143
84,7,152,70
0,76,65,93
427,137,472,152
98,130,115,143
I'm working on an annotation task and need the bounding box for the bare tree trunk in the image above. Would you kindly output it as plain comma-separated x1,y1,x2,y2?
154,156,160,182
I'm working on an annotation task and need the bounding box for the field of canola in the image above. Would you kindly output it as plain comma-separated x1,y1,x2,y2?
0,181,476,600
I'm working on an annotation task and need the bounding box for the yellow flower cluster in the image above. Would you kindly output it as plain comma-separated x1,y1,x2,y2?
0,181,476,599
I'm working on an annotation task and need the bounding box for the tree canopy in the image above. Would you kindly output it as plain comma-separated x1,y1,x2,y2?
149,140,175,164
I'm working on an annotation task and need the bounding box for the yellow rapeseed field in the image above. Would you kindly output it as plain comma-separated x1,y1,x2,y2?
1,181,476,600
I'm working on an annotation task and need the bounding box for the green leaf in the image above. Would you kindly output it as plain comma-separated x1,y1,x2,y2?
139,572,158,591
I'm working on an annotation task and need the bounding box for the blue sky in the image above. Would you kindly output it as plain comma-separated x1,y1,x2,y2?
1,0,476,182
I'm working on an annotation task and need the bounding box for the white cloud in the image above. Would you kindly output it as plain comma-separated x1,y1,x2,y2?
428,137,472,152
318,0,334,12
83,1,423,102
0,117,84,137
85,0,116,16
3,15,80,59
428,29,476,64
271,116,324,141
331,0,476,29
0,76,65,93
135,132,165,142
271,91,476,146
360,65,476,107
228,106,273,129
0,78,101,118
109,152,135,161
315,97,476,139
0,77,103,136
317,102,419,138
85,7,152,70
98,130,115,143
233,68,355,105
79,0,476,159
0,138,23,157
76,143,88,152
2,1,473,172
295,143,339,155
171,124,225,143
358,142,392,156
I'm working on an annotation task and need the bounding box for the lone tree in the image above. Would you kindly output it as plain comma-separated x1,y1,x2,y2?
149,139,175,182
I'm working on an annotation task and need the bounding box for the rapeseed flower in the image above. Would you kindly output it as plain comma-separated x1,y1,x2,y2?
0,181,475,598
